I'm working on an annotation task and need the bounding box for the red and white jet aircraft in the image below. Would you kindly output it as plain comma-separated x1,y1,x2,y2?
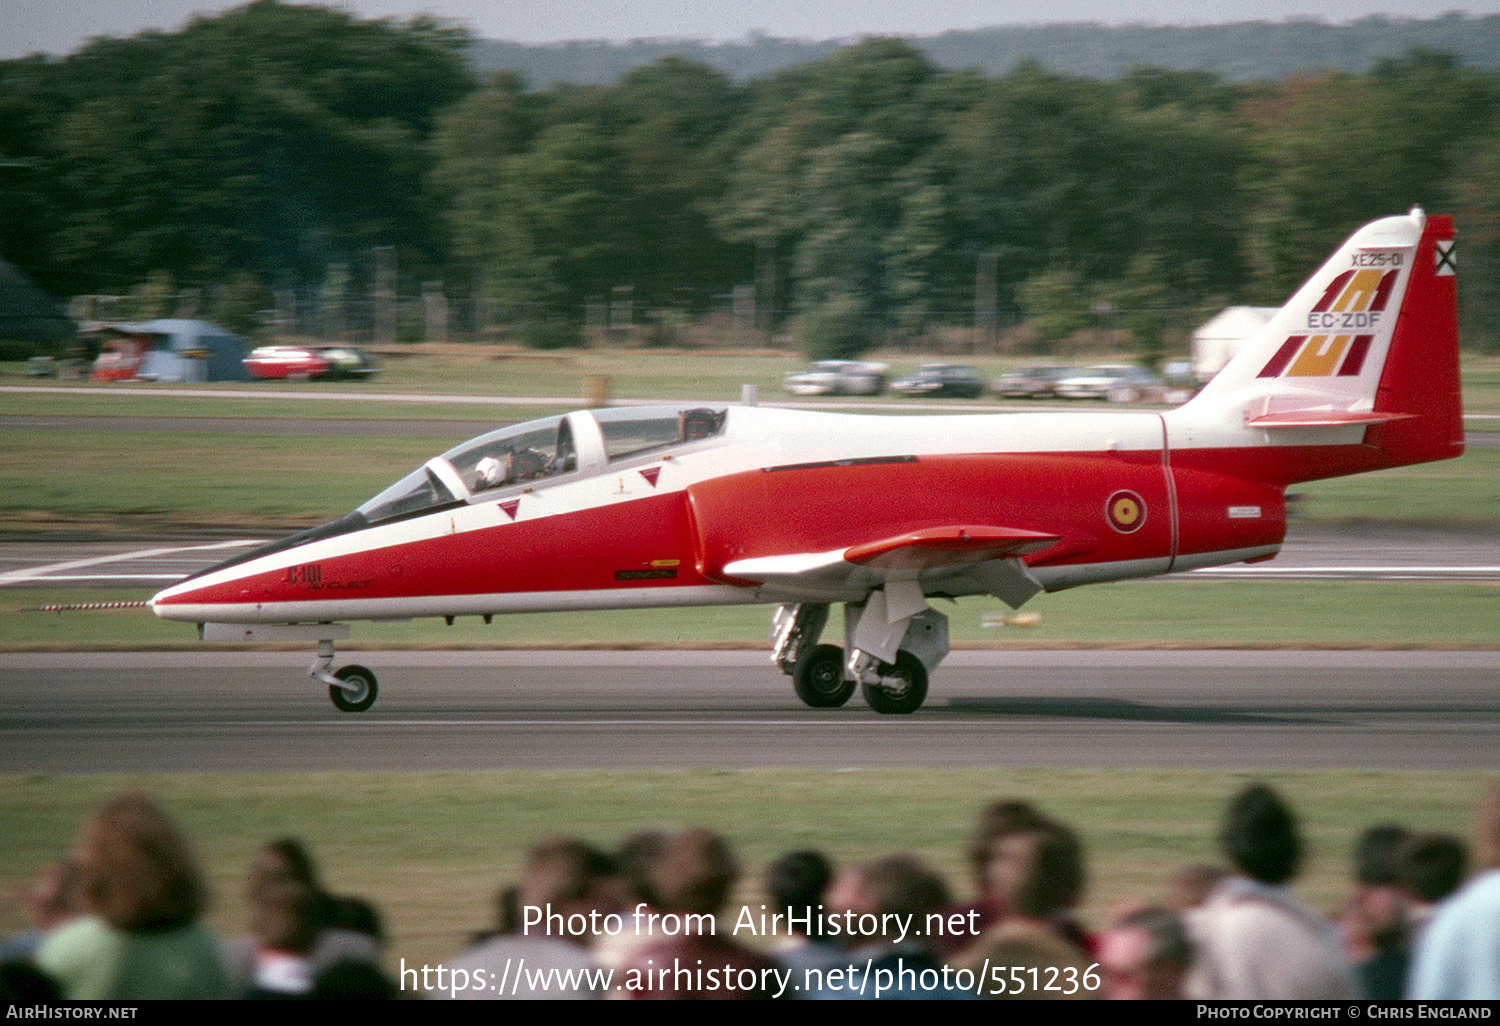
151,209,1463,714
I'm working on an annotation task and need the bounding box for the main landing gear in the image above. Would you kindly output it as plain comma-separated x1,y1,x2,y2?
772,598,947,715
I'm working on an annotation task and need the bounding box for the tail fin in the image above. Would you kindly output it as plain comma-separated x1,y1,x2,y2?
1173,208,1463,478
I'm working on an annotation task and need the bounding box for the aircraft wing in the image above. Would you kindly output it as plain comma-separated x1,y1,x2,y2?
721,525,1057,609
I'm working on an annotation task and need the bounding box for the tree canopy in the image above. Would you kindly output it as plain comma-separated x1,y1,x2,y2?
4,2,1499,351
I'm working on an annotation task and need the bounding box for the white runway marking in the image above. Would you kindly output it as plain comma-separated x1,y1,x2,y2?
0,539,259,586
21,574,185,582
1189,565,1500,580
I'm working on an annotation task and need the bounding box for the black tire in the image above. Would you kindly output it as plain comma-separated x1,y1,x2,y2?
861,651,929,714
792,644,855,708
329,664,378,712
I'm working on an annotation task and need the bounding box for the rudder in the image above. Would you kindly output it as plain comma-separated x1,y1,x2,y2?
1366,213,1464,468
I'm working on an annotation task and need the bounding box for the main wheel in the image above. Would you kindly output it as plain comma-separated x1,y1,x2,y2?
861,651,928,714
329,664,378,712
792,643,855,708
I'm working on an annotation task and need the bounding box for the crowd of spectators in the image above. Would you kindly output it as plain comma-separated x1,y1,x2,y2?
3,779,1497,1000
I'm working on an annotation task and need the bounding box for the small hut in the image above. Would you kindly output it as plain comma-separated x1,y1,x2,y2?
90,319,251,382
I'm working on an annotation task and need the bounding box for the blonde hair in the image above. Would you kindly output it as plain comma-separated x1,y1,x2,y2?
74,793,208,932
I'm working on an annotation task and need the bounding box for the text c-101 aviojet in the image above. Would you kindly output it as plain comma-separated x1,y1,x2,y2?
151,209,1464,714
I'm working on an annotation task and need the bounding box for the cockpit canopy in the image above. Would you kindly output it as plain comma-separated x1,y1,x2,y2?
356,406,729,525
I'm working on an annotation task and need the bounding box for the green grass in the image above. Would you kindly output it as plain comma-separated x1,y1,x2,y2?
0,429,453,521
1,768,1490,970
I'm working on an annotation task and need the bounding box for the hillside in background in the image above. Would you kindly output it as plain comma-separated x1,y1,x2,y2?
472,14,1500,84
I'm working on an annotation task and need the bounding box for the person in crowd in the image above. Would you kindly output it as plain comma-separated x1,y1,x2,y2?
443,836,619,1000
33,793,227,999
1184,783,1358,999
591,828,667,972
1408,780,1500,999
1341,823,1412,999
225,837,382,995
993,817,1090,947
241,877,321,998
1,861,82,961
815,853,971,999
469,885,523,945
617,827,779,999
764,849,843,977
933,799,1046,956
326,893,386,952
1398,830,1468,941
951,818,1096,998
1097,906,1193,1000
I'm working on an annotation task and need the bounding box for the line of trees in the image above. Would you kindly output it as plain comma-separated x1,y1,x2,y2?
4,0,1500,356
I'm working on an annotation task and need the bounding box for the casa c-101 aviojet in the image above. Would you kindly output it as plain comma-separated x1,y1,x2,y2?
150,209,1464,714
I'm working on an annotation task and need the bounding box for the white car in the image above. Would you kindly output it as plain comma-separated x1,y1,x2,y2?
783,360,888,396
1054,364,1165,402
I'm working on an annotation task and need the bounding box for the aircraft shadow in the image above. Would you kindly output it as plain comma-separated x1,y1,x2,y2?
939,696,1330,726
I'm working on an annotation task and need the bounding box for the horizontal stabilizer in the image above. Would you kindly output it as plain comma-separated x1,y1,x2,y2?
1247,410,1416,428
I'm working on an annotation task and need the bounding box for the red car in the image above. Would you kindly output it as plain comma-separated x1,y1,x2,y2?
244,345,331,381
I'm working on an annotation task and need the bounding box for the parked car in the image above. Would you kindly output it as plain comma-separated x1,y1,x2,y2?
783,360,888,396
244,345,331,381
313,346,379,381
992,364,1072,399
891,363,987,399
1158,359,1202,398
1054,364,1166,402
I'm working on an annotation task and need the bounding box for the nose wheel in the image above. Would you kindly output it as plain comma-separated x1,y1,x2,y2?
310,639,380,712
328,664,379,712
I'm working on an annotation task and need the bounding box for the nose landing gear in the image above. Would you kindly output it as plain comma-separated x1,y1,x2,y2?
200,622,376,713
310,637,378,712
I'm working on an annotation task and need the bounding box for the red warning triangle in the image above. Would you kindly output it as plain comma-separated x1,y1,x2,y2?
499,499,520,520
639,466,661,487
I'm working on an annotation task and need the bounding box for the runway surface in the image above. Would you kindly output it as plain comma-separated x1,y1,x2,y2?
3,649,1496,773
